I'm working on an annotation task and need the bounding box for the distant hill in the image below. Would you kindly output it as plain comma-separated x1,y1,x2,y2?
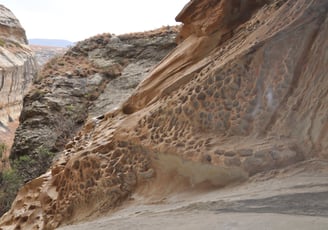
28,39,74,47
29,45,67,66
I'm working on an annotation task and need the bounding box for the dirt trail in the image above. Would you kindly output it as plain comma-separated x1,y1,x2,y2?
58,159,328,230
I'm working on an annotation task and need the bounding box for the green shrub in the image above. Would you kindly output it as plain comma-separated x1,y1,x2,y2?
36,145,55,162
0,146,55,215
65,104,75,112
0,143,6,158
0,169,22,216
1,169,21,190
0,38,5,47
29,88,47,100
12,145,55,182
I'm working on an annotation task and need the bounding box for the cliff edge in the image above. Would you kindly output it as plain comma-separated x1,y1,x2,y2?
0,5,37,167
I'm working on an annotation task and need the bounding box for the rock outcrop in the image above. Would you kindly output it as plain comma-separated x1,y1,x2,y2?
0,5,37,168
9,28,178,183
0,5,27,44
0,5,36,129
0,4,37,217
1,0,328,229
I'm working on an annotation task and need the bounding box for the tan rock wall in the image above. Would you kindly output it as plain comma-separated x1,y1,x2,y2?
1,0,328,229
0,5,36,127
0,47,36,126
0,4,27,44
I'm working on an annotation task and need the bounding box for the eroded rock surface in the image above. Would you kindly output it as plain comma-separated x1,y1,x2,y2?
0,5,27,44
0,4,37,217
0,5,37,169
1,0,328,229
0,4,37,131
10,27,177,183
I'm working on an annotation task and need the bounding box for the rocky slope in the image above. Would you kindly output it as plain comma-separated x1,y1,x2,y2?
9,27,178,183
1,0,328,229
0,5,37,167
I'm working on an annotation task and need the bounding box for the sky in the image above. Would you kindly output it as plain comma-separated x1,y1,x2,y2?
0,0,189,42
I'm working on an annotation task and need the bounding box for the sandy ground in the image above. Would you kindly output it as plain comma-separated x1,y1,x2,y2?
58,159,328,230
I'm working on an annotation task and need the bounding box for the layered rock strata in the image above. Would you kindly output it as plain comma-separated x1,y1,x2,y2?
0,5,36,130
0,5,37,175
1,0,328,229
0,5,27,44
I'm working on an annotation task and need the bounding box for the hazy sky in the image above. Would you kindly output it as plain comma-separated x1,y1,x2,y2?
1,0,189,42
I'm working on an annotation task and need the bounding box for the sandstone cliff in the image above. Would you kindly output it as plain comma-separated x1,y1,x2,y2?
0,4,37,217
0,5,37,166
0,5,36,126
0,5,27,44
1,0,328,229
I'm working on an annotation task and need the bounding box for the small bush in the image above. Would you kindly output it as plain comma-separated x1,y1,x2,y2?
12,146,55,182
36,146,55,163
65,104,75,112
1,169,22,191
0,38,5,47
0,146,55,215
0,169,23,216
17,155,36,164
0,143,6,158
28,88,47,101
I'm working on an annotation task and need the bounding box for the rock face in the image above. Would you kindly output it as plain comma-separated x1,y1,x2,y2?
9,28,177,183
1,0,328,229
0,5,27,44
0,4,37,217
0,5,36,129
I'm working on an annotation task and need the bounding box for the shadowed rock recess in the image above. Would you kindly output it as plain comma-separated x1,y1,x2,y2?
1,0,328,229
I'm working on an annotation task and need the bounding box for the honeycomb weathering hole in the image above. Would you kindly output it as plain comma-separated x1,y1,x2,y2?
122,104,136,114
